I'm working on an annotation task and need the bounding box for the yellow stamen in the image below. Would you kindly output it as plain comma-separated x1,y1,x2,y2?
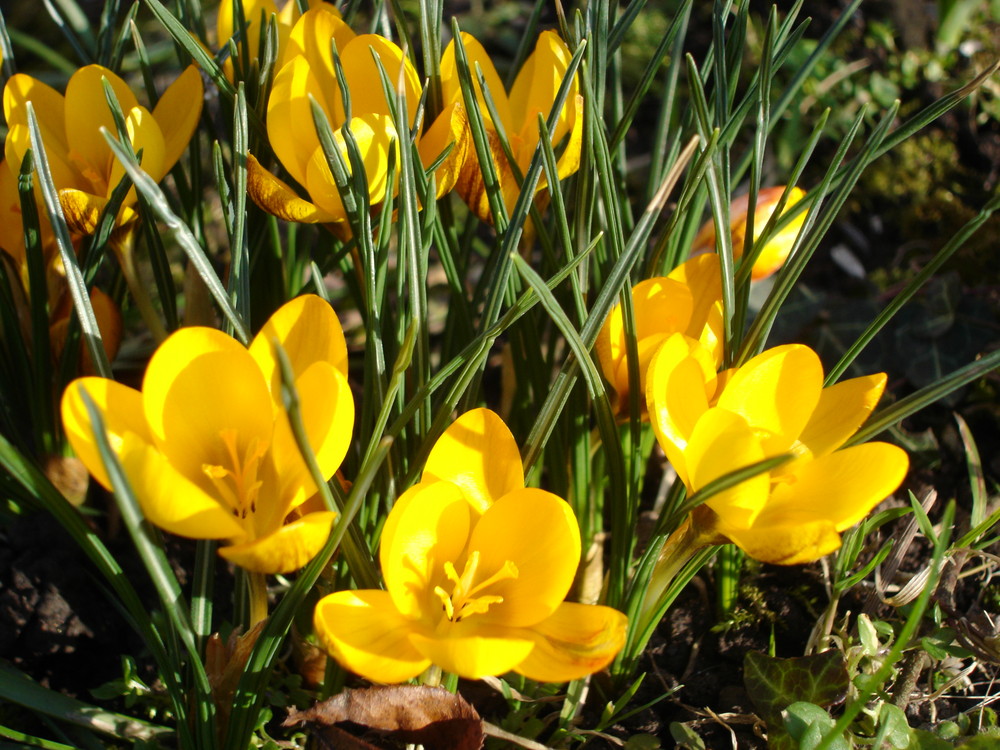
201,428,268,520
433,550,518,623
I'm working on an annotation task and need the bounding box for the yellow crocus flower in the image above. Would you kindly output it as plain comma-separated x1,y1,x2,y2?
60,295,354,574
2,64,203,236
440,30,583,223
595,253,725,417
313,408,626,683
216,0,330,79
646,339,908,564
690,186,807,281
247,6,469,231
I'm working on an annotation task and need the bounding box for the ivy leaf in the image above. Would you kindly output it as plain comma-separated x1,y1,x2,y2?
783,702,849,750
744,650,849,747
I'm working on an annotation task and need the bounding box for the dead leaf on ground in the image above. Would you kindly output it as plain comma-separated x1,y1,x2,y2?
285,685,484,750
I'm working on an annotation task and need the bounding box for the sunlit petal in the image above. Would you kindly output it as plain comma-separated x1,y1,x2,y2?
686,408,769,528
798,373,886,458
143,329,272,482
341,34,420,126
716,344,822,454
152,66,204,172
422,408,524,514
723,518,842,566
514,602,627,682
440,32,512,133
314,590,430,684
107,105,167,202
64,66,139,185
282,5,354,112
61,377,151,490
471,488,580,627
765,442,909,532
380,480,471,620
250,293,349,388
220,510,336,573
268,361,354,512
119,432,246,540
409,621,535,680
268,56,328,187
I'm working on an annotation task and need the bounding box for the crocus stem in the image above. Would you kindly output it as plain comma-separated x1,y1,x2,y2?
247,571,269,628
419,665,442,687
635,516,716,640
112,233,168,343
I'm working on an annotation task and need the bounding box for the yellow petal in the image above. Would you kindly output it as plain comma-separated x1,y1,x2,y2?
408,621,535,680
250,293,349,388
340,34,421,126
88,286,123,369
106,105,167,202
380,480,471,620
314,589,429,683
118,432,246,540
219,510,336,573
4,75,76,190
418,100,470,197
509,31,577,149
685,408,769,528
610,332,667,415
422,408,524,514
646,333,718,460
723,519,842,566
667,252,724,340
246,152,333,223
268,360,354,512
0,165,26,262
514,602,627,682
4,73,66,136
142,327,272,482
152,66,203,173
61,377,151,490
440,32,512,133
746,186,807,281
470,488,580,627
716,344,822,454
798,373,886,458
551,92,584,183
6,122,78,195
217,0,279,61
64,66,140,187
764,441,909,532
268,56,328,187
281,6,355,108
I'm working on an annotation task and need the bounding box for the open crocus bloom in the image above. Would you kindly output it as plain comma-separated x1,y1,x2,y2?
314,409,626,683
3,64,203,236
440,30,583,223
247,6,469,231
646,340,908,564
690,186,807,281
60,295,354,574
595,253,724,417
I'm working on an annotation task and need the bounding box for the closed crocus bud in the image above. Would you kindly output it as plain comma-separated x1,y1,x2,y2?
690,186,807,281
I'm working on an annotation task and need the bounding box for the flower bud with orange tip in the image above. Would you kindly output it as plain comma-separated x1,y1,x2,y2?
690,186,807,281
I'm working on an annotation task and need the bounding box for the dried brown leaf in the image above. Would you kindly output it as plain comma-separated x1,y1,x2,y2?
285,685,484,750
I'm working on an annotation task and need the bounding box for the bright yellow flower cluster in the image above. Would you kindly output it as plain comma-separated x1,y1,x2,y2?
247,5,470,231
245,13,582,231
313,409,626,682
647,338,908,564
61,295,353,574
2,63,202,237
